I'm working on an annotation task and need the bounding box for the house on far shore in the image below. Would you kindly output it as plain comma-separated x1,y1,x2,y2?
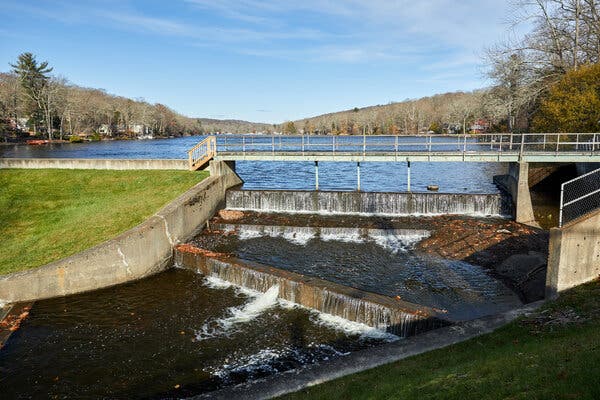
7,117,29,132
470,119,490,134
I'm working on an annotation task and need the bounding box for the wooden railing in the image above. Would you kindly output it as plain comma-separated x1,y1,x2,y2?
187,136,216,170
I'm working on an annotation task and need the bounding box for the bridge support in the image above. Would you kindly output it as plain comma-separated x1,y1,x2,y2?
494,162,538,227
315,161,319,191
407,161,411,192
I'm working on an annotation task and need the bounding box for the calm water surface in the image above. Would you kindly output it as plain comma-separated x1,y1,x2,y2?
1,136,506,193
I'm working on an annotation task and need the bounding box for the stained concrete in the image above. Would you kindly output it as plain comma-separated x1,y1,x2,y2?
494,162,539,227
0,158,188,170
0,160,242,302
546,208,600,298
190,301,543,400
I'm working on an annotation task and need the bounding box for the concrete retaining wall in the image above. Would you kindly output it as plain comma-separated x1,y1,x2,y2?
546,208,600,298
0,158,188,170
0,161,242,302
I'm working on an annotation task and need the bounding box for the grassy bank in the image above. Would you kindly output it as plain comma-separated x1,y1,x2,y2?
0,169,208,275
283,279,600,400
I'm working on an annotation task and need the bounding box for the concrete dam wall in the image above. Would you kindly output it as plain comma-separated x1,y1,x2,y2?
226,189,511,217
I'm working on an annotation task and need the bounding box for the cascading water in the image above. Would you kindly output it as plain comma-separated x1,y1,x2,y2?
216,223,430,253
176,249,447,337
226,190,511,217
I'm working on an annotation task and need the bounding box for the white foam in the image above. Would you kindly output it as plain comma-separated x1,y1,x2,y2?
234,225,315,246
368,230,430,254
314,313,399,342
195,285,279,341
204,275,234,290
320,230,363,243
200,274,398,342
281,230,315,246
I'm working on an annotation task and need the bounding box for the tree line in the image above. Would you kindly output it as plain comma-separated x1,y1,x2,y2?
0,53,272,141
284,0,600,136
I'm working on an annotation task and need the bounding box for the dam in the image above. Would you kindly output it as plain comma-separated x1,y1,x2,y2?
1,133,597,398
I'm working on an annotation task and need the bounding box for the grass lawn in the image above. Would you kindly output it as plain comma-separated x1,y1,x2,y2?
0,169,208,275
283,279,600,400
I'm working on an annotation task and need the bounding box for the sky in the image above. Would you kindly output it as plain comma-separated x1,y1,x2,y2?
0,0,525,123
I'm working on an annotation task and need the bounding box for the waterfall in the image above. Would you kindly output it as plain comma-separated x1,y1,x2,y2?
176,247,448,337
216,223,430,253
226,190,511,217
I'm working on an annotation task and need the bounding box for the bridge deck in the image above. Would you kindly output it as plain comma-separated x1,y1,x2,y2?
215,151,600,163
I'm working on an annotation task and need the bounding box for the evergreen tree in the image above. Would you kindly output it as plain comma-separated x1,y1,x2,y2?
11,52,53,138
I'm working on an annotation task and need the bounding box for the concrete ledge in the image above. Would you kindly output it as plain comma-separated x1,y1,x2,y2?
546,208,600,298
0,161,242,303
192,301,543,400
175,246,449,336
0,158,188,170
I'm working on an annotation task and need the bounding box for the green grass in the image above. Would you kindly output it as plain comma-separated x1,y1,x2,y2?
283,279,600,400
0,169,208,275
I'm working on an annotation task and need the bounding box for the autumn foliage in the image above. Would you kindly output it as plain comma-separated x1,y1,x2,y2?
533,63,600,133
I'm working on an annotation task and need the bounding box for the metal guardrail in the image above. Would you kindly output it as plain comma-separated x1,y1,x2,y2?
559,167,600,227
188,136,216,170
212,133,600,157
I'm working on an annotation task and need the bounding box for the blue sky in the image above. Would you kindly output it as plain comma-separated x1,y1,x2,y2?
0,0,523,123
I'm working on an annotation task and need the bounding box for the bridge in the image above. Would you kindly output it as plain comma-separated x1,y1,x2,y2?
188,133,600,169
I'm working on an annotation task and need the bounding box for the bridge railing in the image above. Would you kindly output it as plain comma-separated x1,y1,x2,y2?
216,133,599,156
187,135,216,170
559,167,600,227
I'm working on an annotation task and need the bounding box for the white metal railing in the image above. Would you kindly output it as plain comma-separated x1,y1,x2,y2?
187,136,216,170
214,133,600,157
559,167,600,227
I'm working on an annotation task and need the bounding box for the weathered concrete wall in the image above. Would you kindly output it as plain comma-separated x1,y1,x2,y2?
0,160,242,302
0,158,188,170
175,245,448,336
494,162,538,226
546,208,600,298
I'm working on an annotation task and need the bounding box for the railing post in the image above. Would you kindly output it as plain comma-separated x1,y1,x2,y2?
363,134,366,156
509,133,513,150
272,135,275,155
499,134,503,152
332,136,336,153
520,133,525,157
463,134,467,152
543,133,546,150
428,135,432,152
357,162,361,191
302,134,305,155
242,136,246,153
559,182,565,227
593,133,596,153
576,133,580,150
556,134,560,154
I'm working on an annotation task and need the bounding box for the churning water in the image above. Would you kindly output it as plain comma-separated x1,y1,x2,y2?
0,269,392,399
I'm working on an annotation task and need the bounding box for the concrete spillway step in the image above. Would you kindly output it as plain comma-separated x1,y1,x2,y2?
225,189,512,217
175,244,450,337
